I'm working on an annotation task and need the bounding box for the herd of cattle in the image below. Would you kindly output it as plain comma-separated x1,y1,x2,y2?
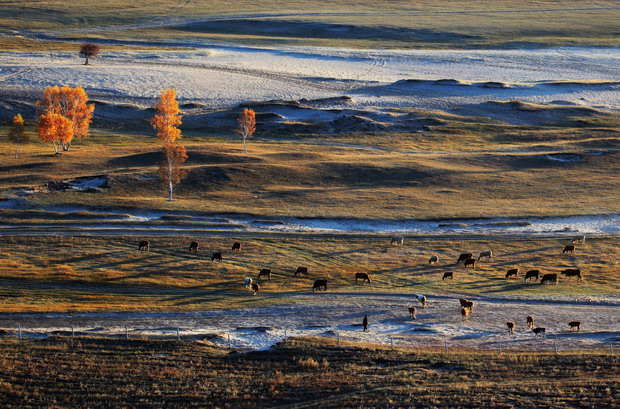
137,233,588,336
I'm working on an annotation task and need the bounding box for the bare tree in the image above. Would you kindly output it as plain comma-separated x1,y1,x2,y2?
80,43,100,65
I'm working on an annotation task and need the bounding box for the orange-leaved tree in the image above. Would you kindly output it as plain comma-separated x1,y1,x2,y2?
36,85,95,152
236,108,256,153
151,89,187,200
159,142,188,201
8,114,30,158
37,113,74,154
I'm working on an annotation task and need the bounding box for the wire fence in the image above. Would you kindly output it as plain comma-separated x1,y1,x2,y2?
5,323,618,355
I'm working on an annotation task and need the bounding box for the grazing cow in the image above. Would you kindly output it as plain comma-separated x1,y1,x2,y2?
258,268,272,280
463,300,474,311
457,253,473,264
506,321,515,334
532,327,546,337
505,268,519,279
211,252,222,262
561,269,583,280
526,316,535,328
478,250,493,261
417,295,427,308
391,235,404,246
459,298,470,308
524,270,540,281
355,272,371,283
138,240,150,251
563,245,575,254
232,242,242,252
571,235,586,244
189,241,199,252
429,255,439,266
295,266,308,276
244,277,252,288
442,272,454,281
461,307,471,320
251,282,260,295
408,306,417,320
312,279,327,292
569,321,581,331
541,273,558,285
463,258,476,268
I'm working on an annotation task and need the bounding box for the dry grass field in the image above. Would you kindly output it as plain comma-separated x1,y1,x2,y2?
0,337,616,408
0,121,619,220
2,0,619,48
0,234,617,313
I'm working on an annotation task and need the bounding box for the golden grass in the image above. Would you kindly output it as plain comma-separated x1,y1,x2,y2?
0,234,617,313
1,0,619,48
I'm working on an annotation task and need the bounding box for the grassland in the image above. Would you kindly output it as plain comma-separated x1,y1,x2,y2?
0,234,617,313
0,337,616,408
2,1,620,49
0,121,619,220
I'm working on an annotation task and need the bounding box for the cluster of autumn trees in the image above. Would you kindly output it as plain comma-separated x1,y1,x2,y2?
6,82,257,200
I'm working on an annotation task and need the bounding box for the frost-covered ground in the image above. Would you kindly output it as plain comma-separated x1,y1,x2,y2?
2,45,620,116
2,293,618,351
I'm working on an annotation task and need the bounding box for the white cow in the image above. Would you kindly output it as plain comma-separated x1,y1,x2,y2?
244,277,253,288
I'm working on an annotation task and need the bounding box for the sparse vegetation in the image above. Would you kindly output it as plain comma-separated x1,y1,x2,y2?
0,337,616,408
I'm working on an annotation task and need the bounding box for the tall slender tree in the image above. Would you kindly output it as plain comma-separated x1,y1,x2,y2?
7,114,29,158
151,89,187,201
236,108,256,154
36,85,94,152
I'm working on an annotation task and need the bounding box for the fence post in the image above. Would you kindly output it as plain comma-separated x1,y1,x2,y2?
444,340,448,354
71,325,75,338
18,324,22,340
227,334,231,349
125,326,129,340
499,342,502,354
553,341,558,355
610,343,614,356
284,329,287,342
337,332,341,347
390,336,394,350
176,328,180,342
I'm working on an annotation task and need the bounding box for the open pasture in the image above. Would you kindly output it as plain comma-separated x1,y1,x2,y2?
0,234,617,313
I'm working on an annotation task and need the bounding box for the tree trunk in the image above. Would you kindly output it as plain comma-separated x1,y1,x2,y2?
52,141,60,154
167,153,174,201
62,141,71,151
84,55,89,65
243,135,247,153
14,144,20,159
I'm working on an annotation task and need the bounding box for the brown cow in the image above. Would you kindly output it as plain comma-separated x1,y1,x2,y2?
461,307,471,320
459,298,470,308
258,268,272,280
561,269,583,280
429,255,439,266
526,316,535,328
532,327,546,337
563,245,575,254
505,268,518,279
541,273,558,285
138,240,150,251
232,242,242,252
211,252,222,262
442,272,454,281
524,270,540,281
355,272,371,283
408,306,417,320
463,258,476,268
312,279,327,292
457,253,473,264
251,282,260,295
569,321,581,331
295,266,308,276
506,321,515,334
189,241,199,252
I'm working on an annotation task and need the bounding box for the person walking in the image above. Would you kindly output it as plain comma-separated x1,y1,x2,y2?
362,314,368,332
